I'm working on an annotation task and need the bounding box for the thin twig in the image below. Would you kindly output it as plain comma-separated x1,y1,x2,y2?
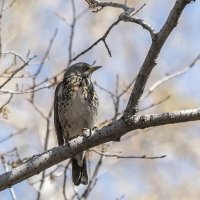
76,7,89,20
0,128,27,143
0,85,52,94
0,55,37,89
0,0,5,58
63,161,70,200
0,94,13,111
132,3,146,16
81,146,104,199
91,149,166,159
141,54,200,101
140,96,170,112
70,18,121,62
30,28,58,102
68,0,76,65
118,76,136,98
94,81,114,97
3,0,17,11
3,51,46,66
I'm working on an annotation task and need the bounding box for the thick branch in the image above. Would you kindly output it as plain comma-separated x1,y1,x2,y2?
0,108,200,191
124,0,194,117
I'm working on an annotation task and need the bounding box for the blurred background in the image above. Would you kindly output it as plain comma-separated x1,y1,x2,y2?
0,0,200,199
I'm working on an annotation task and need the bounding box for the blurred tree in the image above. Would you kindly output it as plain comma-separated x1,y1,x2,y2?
0,0,200,200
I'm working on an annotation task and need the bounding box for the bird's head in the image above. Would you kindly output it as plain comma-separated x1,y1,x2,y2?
64,62,102,79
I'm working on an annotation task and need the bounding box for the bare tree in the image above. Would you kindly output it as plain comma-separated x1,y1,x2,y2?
0,0,199,199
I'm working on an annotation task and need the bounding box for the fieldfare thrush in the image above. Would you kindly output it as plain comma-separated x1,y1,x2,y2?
54,62,101,185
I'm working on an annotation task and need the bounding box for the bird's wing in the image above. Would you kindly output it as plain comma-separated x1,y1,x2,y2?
54,82,65,146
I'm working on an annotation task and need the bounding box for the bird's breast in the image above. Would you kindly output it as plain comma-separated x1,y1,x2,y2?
59,85,97,138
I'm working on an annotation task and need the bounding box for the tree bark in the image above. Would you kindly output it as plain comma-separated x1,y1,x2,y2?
0,0,196,192
0,108,200,191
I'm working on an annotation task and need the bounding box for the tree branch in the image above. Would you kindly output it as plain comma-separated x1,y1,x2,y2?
141,53,200,100
85,0,135,13
124,0,194,117
0,107,200,191
0,55,36,89
91,149,166,160
70,18,121,62
0,0,196,197
120,14,157,39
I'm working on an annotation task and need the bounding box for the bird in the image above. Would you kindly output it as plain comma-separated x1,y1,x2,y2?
54,62,101,186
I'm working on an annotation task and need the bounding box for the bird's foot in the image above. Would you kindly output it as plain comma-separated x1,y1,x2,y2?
82,128,92,138
92,126,98,131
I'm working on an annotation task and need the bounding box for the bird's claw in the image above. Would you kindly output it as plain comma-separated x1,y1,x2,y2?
82,128,92,138
92,126,98,131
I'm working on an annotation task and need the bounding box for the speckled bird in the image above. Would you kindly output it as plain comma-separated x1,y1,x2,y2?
54,62,101,186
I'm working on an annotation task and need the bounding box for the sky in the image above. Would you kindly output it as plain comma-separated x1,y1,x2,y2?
0,0,200,199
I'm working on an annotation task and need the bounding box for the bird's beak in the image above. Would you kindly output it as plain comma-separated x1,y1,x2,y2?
89,66,102,73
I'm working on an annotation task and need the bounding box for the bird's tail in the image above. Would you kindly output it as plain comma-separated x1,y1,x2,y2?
72,152,88,186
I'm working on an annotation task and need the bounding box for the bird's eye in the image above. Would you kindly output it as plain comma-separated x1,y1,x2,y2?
82,66,88,71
